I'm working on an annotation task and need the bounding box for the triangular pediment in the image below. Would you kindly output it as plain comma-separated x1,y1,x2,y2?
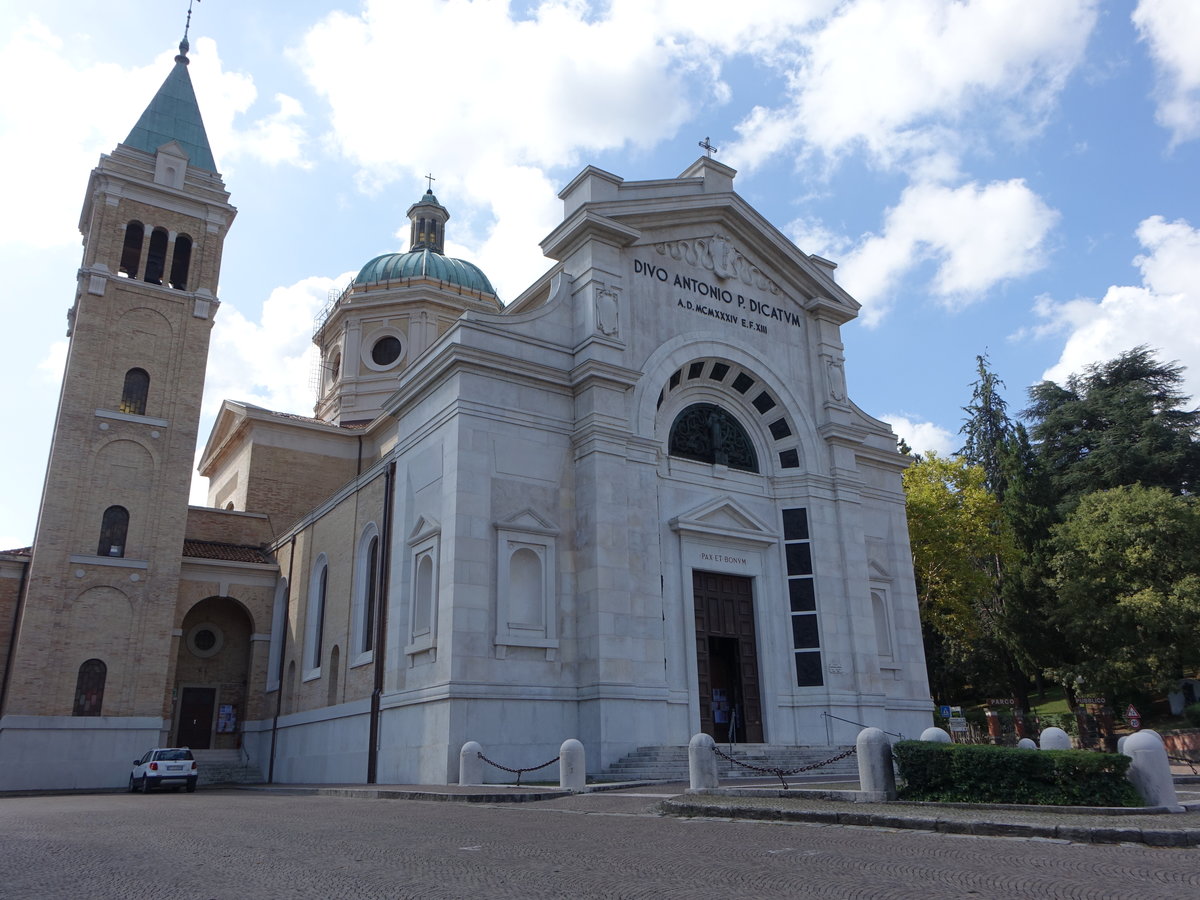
496,508,558,535
155,139,189,161
408,514,441,544
197,400,250,476
669,496,777,546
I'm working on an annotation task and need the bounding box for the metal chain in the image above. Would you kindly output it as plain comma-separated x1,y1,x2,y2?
1166,753,1199,774
476,751,560,786
711,744,856,790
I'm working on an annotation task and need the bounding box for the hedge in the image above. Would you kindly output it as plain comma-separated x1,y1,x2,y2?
892,740,1143,807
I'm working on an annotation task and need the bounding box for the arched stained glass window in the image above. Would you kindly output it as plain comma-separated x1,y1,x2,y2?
73,659,106,716
120,368,149,416
98,506,129,558
668,403,758,473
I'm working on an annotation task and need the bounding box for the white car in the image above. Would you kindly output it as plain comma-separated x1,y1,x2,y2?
129,748,198,793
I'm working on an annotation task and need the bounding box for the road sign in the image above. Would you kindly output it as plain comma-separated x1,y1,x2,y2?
939,705,952,718
1125,704,1140,719
948,717,968,732
1128,716,1142,730
987,698,1016,706
1076,696,1106,706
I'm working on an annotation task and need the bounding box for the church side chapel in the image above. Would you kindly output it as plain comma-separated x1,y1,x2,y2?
0,26,931,790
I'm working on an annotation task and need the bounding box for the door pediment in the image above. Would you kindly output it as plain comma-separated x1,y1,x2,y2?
668,496,777,547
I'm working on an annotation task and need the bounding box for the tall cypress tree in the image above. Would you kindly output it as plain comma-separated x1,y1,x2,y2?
959,353,1013,497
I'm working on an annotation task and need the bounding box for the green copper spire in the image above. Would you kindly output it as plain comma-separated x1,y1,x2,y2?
122,39,217,173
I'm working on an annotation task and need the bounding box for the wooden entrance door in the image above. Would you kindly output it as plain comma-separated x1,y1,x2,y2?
693,571,763,742
177,687,216,749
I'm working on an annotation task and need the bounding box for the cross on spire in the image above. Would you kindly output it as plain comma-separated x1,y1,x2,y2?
179,0,200,58
699,136,719,157
184,0,200,42
424,173,436,192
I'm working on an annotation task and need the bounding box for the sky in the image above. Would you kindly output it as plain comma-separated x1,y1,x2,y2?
1,0,1197,548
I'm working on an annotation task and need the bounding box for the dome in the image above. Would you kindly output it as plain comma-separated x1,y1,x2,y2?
354,249,496,296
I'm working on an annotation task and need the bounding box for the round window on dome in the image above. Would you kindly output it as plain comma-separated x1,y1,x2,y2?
371,336,402,367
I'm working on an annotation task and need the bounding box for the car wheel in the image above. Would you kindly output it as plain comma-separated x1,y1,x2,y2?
139,775,148,793
186,779,197,793
128,774,136,793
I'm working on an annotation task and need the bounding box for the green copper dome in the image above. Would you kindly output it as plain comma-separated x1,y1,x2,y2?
354,249,496,296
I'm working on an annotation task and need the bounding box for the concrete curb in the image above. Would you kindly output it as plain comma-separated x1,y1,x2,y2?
231,780,660,803
660,798,1200,847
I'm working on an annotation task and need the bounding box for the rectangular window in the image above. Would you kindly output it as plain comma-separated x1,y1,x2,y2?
782,507,823,687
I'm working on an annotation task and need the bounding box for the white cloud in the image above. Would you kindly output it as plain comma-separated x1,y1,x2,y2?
1132,0,1200,146
1037,215,1200,399
203,273,351,419
725,0,1097,173
880,414,956,457
839,179,1059,325
0,21,309,250
37,340,68,385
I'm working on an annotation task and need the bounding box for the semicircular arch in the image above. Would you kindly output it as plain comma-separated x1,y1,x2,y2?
635,336,822,476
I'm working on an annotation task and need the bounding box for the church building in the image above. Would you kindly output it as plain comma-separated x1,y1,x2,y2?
0,35,931,790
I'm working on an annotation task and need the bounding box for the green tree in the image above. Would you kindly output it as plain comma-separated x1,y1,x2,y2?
959,353,1013,496
902,454,1017,702
956,355,1037,707
1024,346,1200,508
1047,484,1200,696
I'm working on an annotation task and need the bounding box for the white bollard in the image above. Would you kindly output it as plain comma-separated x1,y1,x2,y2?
856,727,897,799
1016,738,1037,750
688,732,719,791
559,738,586,791
919,726,952,743
1039,727,1072,750
459,741,485,786
1123,729,1182,811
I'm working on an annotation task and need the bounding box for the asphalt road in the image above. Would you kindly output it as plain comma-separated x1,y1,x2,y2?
0,787,1196,899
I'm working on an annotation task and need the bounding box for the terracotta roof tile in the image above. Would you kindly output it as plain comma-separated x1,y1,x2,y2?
1,546,31,557
182,540,273,564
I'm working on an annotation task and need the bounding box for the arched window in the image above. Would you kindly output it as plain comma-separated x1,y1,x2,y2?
872,590,893,658
120,368,150,416
143,227,169,284
73,659,106,716
119,221,144,277
668,403,758,472
508,547,543,628
413,553,433,636
97,506,129,558
362,535,379,654
306,556,328,673
169,234,192,290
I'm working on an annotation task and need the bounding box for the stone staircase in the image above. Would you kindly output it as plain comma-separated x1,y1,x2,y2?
599,743,858,782
192,749,266,787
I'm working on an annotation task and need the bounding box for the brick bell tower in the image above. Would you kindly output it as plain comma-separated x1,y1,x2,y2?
0,35,235,788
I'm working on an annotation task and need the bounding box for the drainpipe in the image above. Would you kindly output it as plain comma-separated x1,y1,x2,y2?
267,536,297,784
0,555,31,718
367,460,396,784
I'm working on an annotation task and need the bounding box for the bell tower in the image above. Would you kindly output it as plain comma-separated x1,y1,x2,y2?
0,36,235,785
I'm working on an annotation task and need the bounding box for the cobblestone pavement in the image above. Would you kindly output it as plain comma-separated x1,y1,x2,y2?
1,788,1197,899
